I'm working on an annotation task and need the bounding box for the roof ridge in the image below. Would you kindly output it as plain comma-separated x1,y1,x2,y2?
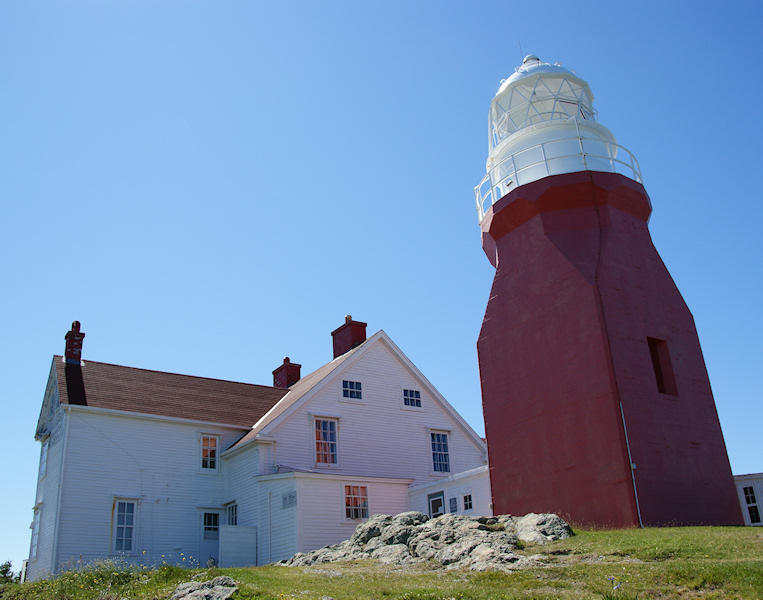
52,354,287,391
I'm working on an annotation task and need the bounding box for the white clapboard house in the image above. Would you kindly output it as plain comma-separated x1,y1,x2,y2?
27,317,491,580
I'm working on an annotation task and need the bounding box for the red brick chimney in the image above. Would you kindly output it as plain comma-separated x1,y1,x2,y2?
272,356,301,388
64,321,85,365
331,315,367,358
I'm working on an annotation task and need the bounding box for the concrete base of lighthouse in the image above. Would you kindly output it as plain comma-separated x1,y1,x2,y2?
478,171,742,528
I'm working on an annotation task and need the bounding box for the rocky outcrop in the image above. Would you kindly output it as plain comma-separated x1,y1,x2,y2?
283,512,572,572
170,575,238,600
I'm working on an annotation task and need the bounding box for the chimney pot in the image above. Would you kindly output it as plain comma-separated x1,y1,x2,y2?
331,315,367,358
64,321,86,365
273,356,301,388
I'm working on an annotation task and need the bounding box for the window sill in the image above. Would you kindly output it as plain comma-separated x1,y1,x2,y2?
401,405,423,412
338,398,365,405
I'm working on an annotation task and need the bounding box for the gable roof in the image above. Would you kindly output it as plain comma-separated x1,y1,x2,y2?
228,341,363,450
52,355,287,427
226,330,486,454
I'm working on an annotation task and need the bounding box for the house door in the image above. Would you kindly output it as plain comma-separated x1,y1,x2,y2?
199,511,220,567
427,492,445,517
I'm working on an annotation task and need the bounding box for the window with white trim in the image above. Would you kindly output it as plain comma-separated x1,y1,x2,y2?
203,512,219,539
403,389,421,407
226,503,238,526
448,497,458,513
463,494,473,511
30,509,40,559
113,500,136,552
201,435,219,470
431,432,450,473
743,486,761,524
315,419,337,464
342,380,362,400
344,485,369,519
39,441,48,479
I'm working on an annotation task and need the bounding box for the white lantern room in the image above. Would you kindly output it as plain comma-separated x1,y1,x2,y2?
475,55,643,221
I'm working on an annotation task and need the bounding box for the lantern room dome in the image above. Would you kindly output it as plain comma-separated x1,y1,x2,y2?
497,55,591,97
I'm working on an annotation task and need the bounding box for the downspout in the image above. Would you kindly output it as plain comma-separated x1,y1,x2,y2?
619,402,643,528
51,407,71,574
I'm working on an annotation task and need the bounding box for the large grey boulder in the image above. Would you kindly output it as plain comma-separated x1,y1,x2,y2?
170,576,238,600
282,511,573,572
513,513,573,544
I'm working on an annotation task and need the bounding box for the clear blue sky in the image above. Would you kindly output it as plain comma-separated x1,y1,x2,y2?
1,0,761,571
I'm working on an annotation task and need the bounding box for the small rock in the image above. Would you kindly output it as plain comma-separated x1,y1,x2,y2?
170,576,238,600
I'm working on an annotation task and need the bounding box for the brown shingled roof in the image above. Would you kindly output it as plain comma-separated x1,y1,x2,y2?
53,355,288,427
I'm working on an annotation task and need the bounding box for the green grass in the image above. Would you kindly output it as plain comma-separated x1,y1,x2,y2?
2,527,761,600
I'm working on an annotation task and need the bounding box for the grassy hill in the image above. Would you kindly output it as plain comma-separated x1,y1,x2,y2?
2,526,761,599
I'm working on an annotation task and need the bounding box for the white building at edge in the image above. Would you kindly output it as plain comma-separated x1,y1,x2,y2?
734,473,762,527
26,318,492,581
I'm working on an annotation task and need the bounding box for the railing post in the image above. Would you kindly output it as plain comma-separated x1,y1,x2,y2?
511,154,519,188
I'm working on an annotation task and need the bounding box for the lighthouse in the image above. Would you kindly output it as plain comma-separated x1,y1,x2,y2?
475,55,742,527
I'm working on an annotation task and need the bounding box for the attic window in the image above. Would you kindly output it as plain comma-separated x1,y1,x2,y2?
342,380,362,400
404,389,421,407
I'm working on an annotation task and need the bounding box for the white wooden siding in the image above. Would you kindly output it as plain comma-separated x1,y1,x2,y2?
26,388,66,581
408,467,493,517
54,409,245,571
735,474,763,527
219,525,258,567
223,447,260,528
263,340,486,483
256,476,298,564
296,475,410,554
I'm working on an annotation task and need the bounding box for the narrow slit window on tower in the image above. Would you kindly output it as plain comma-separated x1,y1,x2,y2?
647,337,678,396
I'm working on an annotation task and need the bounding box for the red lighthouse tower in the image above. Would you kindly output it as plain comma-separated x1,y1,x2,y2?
476,56,742,527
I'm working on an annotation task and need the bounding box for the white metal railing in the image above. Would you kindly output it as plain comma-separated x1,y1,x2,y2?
474,135,643,222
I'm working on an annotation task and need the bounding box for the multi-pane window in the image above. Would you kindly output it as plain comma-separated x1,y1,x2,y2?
203,512,219,540
114,500,135,552
342,380,362,400
315,419,337,464
226,504,238,526
30,509,40,559
403,389,421,407
201,435,218,470
431,432,450,473
39,442,48,479
743,486,761,524
449,497,458,513
345,485,369,520
463,494,473,511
